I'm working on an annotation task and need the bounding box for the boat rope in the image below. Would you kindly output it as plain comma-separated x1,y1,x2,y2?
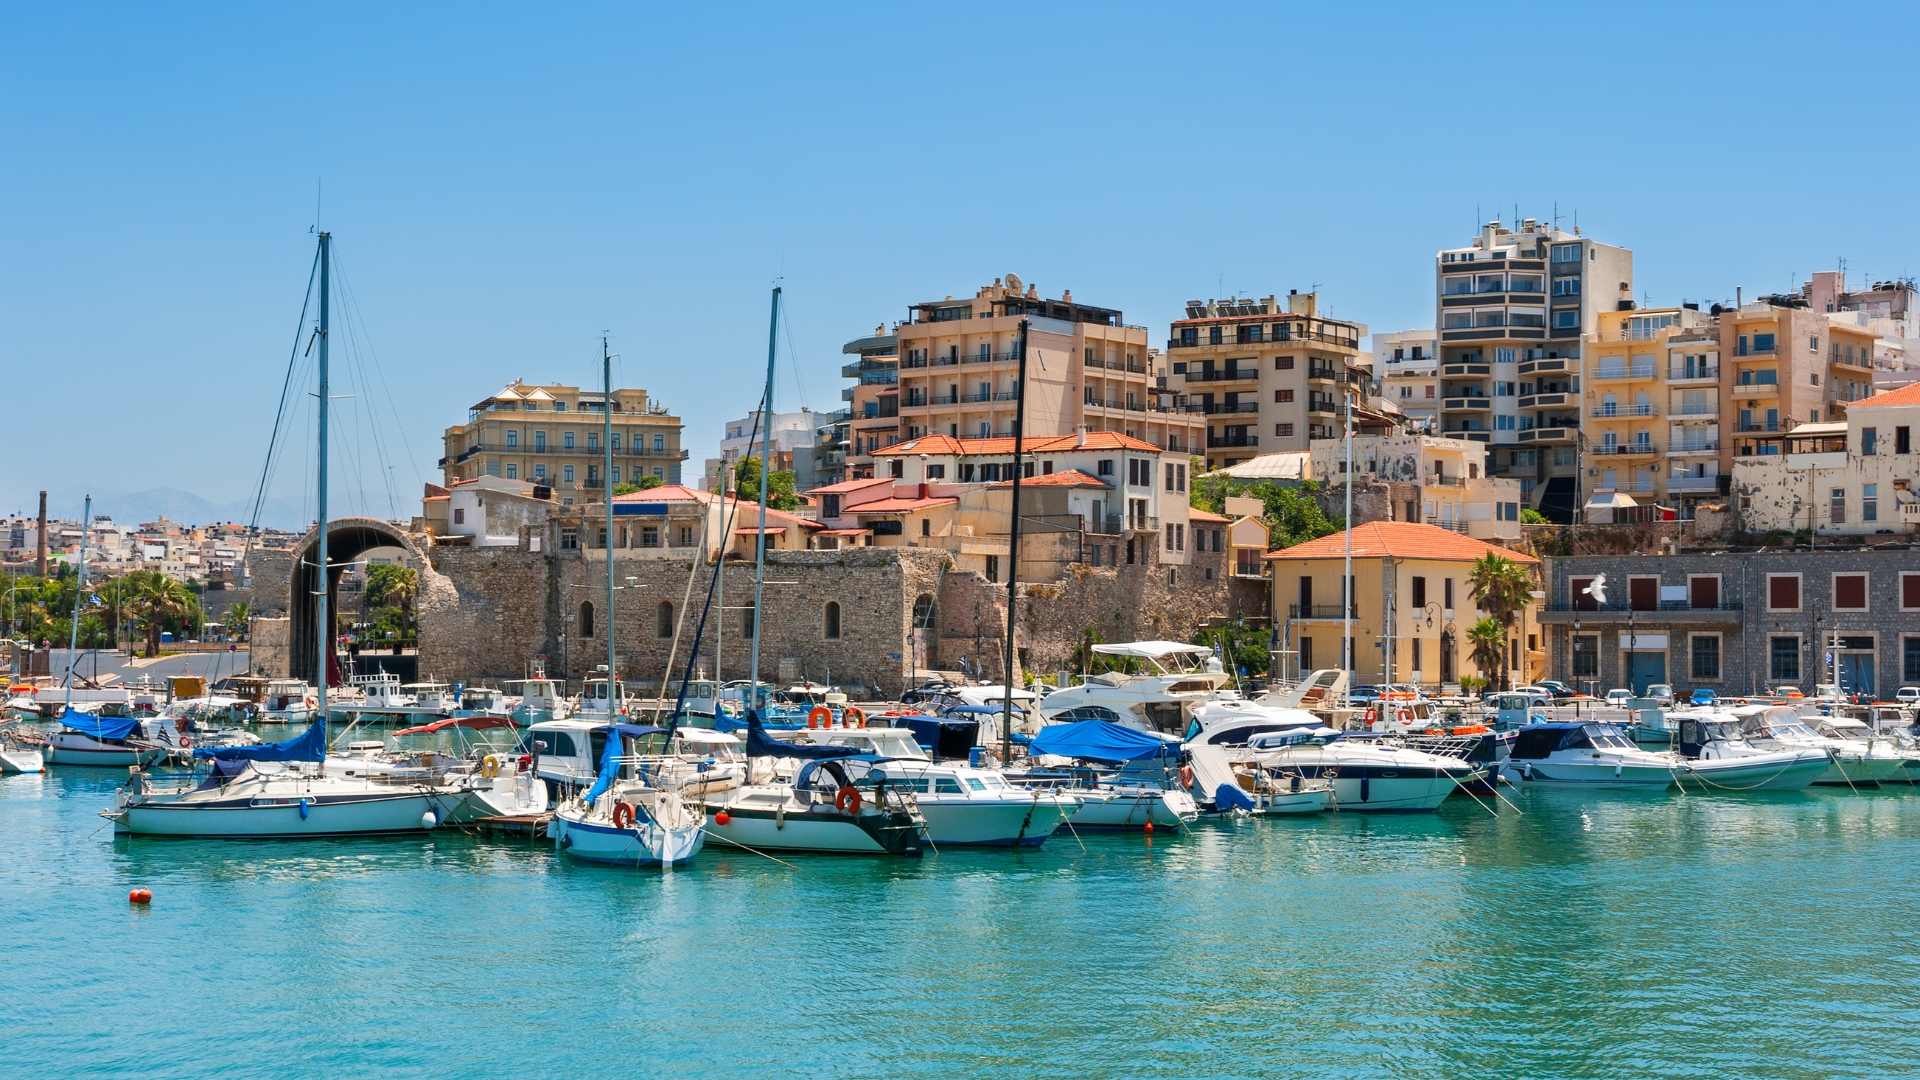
697,826,799,870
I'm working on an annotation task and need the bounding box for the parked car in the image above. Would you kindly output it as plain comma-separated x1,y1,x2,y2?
1534,680,1578,700
1896,687,1920,705
1347,685,1385,705
1689,688,1718,706
1770,685,1804,699
1604,688,1634,707
1646,684,1676,707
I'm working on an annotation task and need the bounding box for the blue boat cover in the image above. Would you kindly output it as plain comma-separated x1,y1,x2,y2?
592,724,669,740
743,710,860,761
942,705,1003,715
194,717,327,762
583,721,626,805
1214,783,1256,812
57,707,138,741
1028,720,1178,762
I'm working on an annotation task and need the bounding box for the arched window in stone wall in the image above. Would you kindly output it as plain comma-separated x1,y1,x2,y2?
912,594,937,631
824,601,841,640
578,601,594,639
657,601,675,639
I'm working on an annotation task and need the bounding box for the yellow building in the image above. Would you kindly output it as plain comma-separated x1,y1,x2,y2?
1264,521,1541,691
440,381,685,502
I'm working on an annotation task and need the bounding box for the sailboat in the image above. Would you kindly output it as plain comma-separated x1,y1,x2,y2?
696,288,928,857
46,495,169,769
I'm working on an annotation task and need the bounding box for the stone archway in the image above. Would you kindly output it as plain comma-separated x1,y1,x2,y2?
288,518,430,685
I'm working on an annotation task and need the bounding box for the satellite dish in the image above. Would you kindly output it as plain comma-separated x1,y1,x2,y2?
1005,272,1023,294
1582,573,1608,605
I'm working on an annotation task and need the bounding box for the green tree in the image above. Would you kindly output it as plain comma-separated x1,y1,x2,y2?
1520,508,1549,525
1467,552,1536,691
611,475,664,497
1190,622,1271,678
1188,470,1342,550
223,601,251,639
636,474,664,490
130,570,196,657
1466,617,1507,686
364,563,420,646
733,456,800,511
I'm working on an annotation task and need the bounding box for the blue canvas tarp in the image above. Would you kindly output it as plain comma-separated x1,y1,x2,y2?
1027,720,1179,762
57,707,139,741
583,721,626,805
743,711,859,761
194,717,327,762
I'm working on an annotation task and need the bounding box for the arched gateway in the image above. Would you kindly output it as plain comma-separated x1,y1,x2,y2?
287,518,427,685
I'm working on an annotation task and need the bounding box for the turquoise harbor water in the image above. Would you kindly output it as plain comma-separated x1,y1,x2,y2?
7,767,1920,1079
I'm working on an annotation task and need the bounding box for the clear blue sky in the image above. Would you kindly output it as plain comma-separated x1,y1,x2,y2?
5,3,1915,522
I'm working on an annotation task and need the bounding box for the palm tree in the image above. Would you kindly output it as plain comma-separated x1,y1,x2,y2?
1466,617,1506,686
366,564,420,646
132,571,195,657
1468,552,1536,691
223,601,251,640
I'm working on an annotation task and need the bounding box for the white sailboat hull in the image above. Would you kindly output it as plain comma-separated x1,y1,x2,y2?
1,747,46,774
550,814,704,867
115,789,458,837
1509,760,1678,790
917,794,1076,846
45,733,167,769
1064,787,1198,829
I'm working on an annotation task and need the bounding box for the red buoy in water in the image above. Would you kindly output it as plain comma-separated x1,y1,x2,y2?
1143,822,1155,834
129,888,152,905
714,811,730,826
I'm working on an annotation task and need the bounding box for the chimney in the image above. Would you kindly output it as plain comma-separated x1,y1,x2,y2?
36,490,47,578
918,482,929,500
1076,427,1087,447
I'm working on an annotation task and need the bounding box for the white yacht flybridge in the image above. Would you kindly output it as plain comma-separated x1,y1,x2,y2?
1035,641,1234,736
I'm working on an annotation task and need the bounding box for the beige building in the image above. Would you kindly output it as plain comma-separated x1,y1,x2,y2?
440,381,685,503
1164,291,1368,470
1578,305,1722,513
1730,380,1920,536
1374,329,1440,432
1436,220,1633,520
1309,433,1525,540
1723,296,1878,459
847,275,1203,472
1265,521,1541,690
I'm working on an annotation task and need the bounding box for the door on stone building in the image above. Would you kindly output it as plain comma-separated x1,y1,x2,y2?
1627,651,1666,696
1839,652,1876,700
1439,631,1456,684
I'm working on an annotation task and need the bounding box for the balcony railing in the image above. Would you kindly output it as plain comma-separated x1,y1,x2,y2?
1548,598,1743,613
931,393,959,405
1668,365,1719,381
1669,403,1718,417
1667,441,1720,454
1590,363,1657,381
1184,368,1259,382
1289,603,1358,620
1589,404,1656,418
1667,475,1722,491
1196,401,1259,415
1591,443,1659,456
1735,420,1782,433
1208,435,1259,448
1422,518,1469,534
1442,397,1493,410
1307,365,1348,382
1425,475,1467,488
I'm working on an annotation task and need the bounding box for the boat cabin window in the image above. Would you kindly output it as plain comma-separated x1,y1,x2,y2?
523,731,577,757
965,777,986,791
1581,724,1634,750
976,773,1007,789
934,777,965,794
1056,705,1124,722
1208,722,1316,745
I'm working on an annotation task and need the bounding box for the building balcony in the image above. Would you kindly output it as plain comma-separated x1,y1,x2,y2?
1591,443,1659,458
1669,403,1719,418
1193,401,1259,415
1589,363,1657,381
1442,397,1493,411
1518,427,1574,443
1422,517,1470,534
1667,474,1723,492
1207,435,1259,448
1735,420,1783,433
1734,342,1777,357
1667,441,1720,456
1732,379,1780,396
1184,368,1259,383
1519,358,1569,375
1425,474,1468,488
1521,393,1571,410
1667,365,1720,383
1289,603,1358,620
931,393,959,405
1443,363,1492,377
1444,430,1494,443
1538,599,1743,623
1588,403,1655,418
1307,364,1349,383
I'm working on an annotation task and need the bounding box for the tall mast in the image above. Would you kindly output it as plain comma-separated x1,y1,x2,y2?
62,495,91,708
1000,318,1030,764
714,452,726,685
316,231,331,718
748,287,780,704
604,335,617,714
1341,378,1352,710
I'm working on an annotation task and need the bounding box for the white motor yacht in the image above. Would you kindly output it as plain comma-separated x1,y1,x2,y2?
801,724,1078,846
700,723,929,856
1246,730,1476,812
1,723,45,773
1504,722,1679,789
1667,712,1831,792
345,672,414,713
1731,705,1902,785
573,675,635,723
260,679,316,725
1183,699,1334,814
328,715,546,822
1814,714,1920,782
1037,640,1234,736
508,677,571,725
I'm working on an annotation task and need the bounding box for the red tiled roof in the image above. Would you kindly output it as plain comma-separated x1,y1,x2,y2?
1847,383,1920,409
873,431,1169,456
613,485,820,527
1188,509,1230,523
805,476,895,495
850,496,958,513
988,469,1109,489
1263,521,1538,564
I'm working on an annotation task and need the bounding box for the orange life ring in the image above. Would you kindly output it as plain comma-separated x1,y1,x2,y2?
808,705,832,729
177,735,192,749
611,801,636,829
834,785,862,814
1364,706,1378,724
843,706,866,728
1397,709,1415,725
1178,764,1195,788
1452,725,1489,736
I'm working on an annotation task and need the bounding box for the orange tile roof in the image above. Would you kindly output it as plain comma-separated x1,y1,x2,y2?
873,431,1169,456
988,469,1109,489
1262,521,1538,564
1187,509,1230,523
849,495,958,513
805,476,895,495
1847,382,1920,409
613,485,820,527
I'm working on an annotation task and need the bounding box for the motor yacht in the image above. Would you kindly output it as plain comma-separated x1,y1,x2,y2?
7,683,40,719
1730,705,1902,785
0,723,45,773
1813,714,1920,782
517,719,749,802
1245,729,1476,812
108,720,470,837
343,672,414,714
800,723,1077,846
573,675,635,723
1036,641,1234,736
1667,712,1831,792
260,679,316,725
1183,699,1334,814
1504,722,1679,789
1017,719,1199,829
328,715,546,823
508,677,571,725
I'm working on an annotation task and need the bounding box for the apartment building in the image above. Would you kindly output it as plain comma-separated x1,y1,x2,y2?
439,381,686,502
869,276,1201,463
1308,433,1525,540
1374,329,1439,431
1436,220,1633,520
1164,291,1368,471
705,408,840,494
1730,381,1920,537
1578,305,1724,514
1723,295,1878,461
841,326,899,481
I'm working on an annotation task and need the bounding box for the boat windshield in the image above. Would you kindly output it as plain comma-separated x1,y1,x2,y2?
1581,724,1635,750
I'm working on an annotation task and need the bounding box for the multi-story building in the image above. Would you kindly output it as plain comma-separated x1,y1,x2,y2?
439,381,685,503
840,325,899,481
1164,290,1367,471
1730,380,1920,537
1723,295,1879,461
1436,220,1632,520
1373,329,1439,431
705,408,839,494
1578,305,1722,514
850,275,1203,469
1308,433,1525,540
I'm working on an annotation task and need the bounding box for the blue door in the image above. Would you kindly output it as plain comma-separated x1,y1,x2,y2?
1628,652,1666,696
1839,654,1876,700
